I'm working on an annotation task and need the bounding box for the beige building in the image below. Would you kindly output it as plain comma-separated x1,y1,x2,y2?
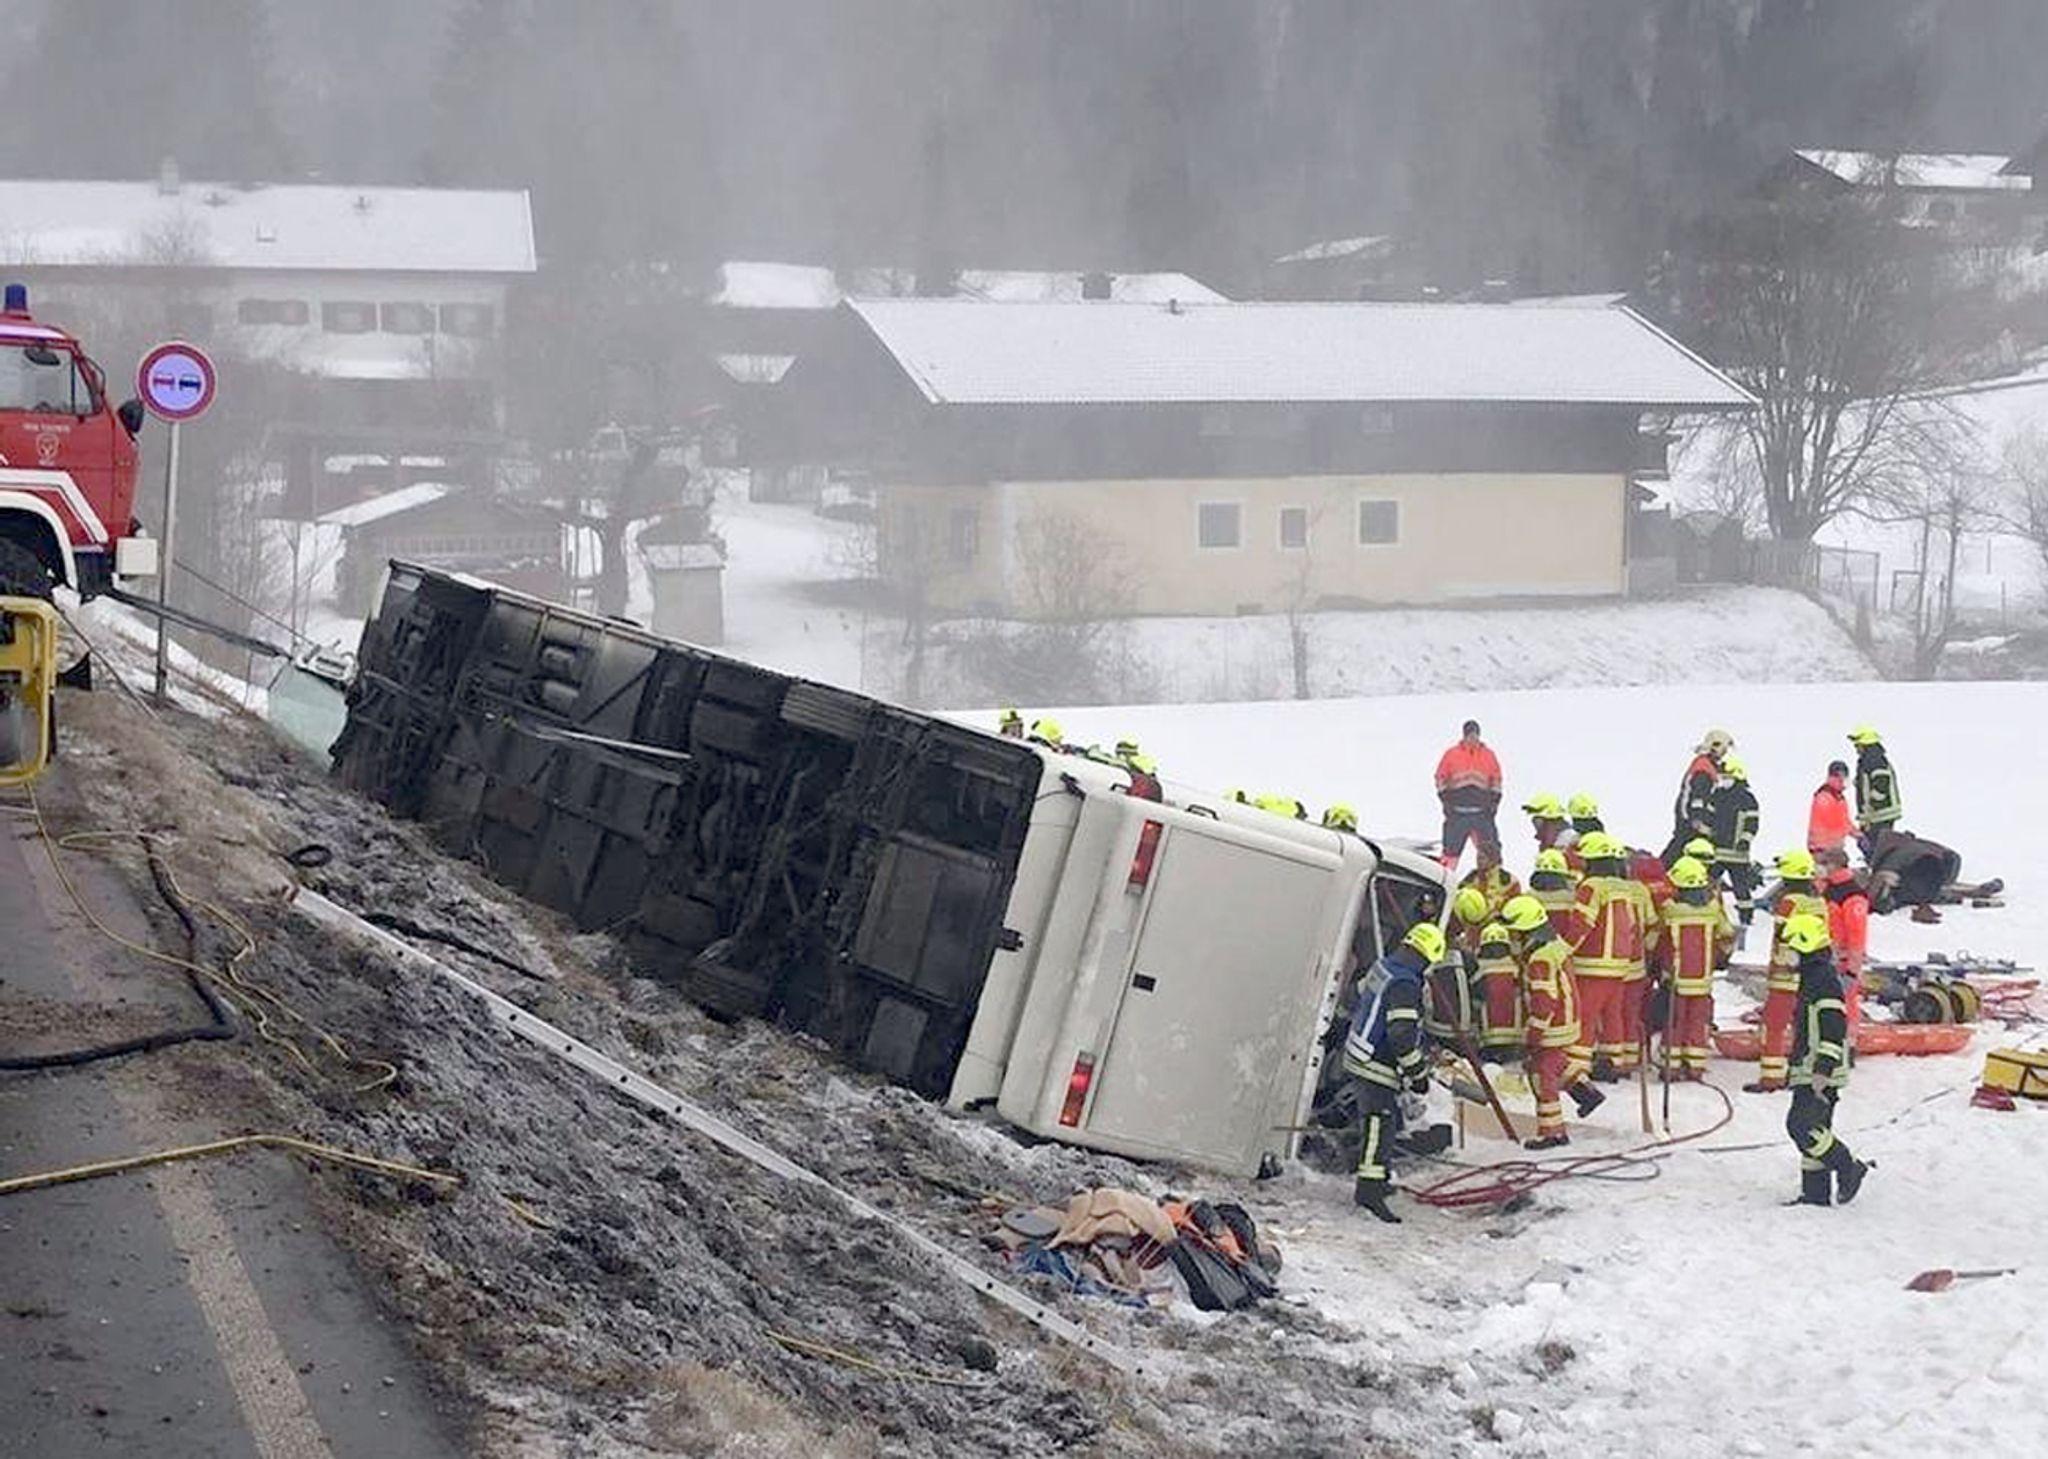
792,299,1751,620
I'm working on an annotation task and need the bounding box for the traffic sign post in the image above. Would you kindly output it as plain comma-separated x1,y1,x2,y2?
136,342,216,704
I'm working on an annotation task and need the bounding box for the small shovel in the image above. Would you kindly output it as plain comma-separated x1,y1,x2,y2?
1904,1267,2016,1293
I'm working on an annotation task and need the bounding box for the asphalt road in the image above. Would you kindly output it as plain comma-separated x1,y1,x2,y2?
0,768,466,1458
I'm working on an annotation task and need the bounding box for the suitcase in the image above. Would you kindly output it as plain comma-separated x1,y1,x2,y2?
1980,1047,2048,1101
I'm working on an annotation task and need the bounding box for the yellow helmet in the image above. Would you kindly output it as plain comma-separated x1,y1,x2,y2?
1500,895,1551,934
1452,886,1488,923
1578,830,1624,861
1114,735,1141,758
1847,726,1881,747
1721,756,1748,783
999,706,1023,729
1567,792,1601,820
1030,717,1064,745
1669,856,1711,889
1533,847,1570,874
1521,791,1564,818
1322,802,1359,832
1479,921,1511,948
1781,912,1831,954
1775,848,1817,880
1684,836,1716,861
1403,922,1448,963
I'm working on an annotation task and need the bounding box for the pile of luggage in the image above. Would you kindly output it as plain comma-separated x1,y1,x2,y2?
989,1187,1283,1312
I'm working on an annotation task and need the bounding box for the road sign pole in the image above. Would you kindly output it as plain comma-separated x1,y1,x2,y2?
153,420,181,705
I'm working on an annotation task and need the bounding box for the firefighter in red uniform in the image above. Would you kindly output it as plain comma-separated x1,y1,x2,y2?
1434,719,1504,868
1808,760,1855,859
1522,792,1570,854
1662,729,1733,865
1501,895,1604,1148
1458,851,1522,923
1749,848,1829,1093
1473,921,1524,1063
1657,857,1733,1080
1527,848,1581,934
1559,831,1660,1080
1447,885,1490,959
1817,846,1870,1048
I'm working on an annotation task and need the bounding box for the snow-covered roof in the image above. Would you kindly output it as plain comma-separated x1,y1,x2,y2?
1273,235,1394,266
317,483,448,529
710,260,1225,310
845,300,1754,409
1793,150,2029,192
0,180,536,273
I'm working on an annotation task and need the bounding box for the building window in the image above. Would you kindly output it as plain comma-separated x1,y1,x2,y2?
1278,505,1309,551
1357,499,1400,546
236,298,309,326
438,303,496,338
322,301,377,334
947,505,979,567
1197,501,1242,550
381,302,435,334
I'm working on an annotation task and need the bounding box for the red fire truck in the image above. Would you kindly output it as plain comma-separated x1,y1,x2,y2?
0,284,158,599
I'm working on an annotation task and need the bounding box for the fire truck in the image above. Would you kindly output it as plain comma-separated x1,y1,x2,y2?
0,284,159,599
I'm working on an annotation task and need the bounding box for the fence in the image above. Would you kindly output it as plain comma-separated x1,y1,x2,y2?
1750,539,1881,615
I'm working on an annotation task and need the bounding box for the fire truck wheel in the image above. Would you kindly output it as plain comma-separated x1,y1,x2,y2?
0,539,55,601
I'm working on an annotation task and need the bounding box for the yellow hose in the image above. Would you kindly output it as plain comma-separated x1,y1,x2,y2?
0,1132,459,1198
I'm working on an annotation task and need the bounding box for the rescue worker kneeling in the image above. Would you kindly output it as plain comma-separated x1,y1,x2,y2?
1780,913,1873,1207
1343,922,1442,1223
1500,895,1604,1149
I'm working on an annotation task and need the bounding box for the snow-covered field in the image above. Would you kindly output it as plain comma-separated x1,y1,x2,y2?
1031,678,2045,1457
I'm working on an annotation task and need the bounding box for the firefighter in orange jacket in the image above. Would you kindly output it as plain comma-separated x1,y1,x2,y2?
1808,760,1855,859
1473,921,1525,1062
1657,857,1733,1081
1749,848,1829,1093
1501,895,1604,1149
1435,719,1504,868
1527,847,1580,933
1818,846,1870,1047
1559,831,1660,1080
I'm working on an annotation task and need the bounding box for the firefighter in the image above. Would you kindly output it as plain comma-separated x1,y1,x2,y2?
1566,792,1604,840
1522,791,1571,854
1808,760,1854,859
1527,847,1581,933
1255,792,1309,820
1447,884,1491,958
1662,728,1733,865
1114,737,1162,800
1458,848,1522,923
1029,717,1066,750
1749,848,1828,1093
1817,846,1870,1048
1848,726,1903,847
1343,921,1443,1223
998,707,1024,739
1657,856,1733,1081
1559,831,1659,1080
1780,912,1872,1207
1434,719,1504,869
1473,921,1525,1063
1709,756,1762,927
1322,802,1360,835
1500,894,1605,1149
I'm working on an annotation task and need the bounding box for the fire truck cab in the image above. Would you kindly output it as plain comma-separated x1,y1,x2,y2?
0,284,157,599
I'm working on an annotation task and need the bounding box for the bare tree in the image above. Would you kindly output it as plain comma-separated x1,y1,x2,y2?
1869,462,2002,677
1676,193,1979,543
2004,427,2048,596
959,509,1137,707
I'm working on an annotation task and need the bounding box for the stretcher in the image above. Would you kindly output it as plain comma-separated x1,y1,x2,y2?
1710,1023,1973,1060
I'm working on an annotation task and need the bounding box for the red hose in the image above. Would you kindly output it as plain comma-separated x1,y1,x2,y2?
1411,1077,1737,1209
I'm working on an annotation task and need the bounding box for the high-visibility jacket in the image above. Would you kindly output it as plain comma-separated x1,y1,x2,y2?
1767,886,1830,991
1435,741,1503,802
1458,865,1523,921
1344,945,1429,1088
1528,871,1581,935
1854,746,1903,831
1672,753,1719,837
1563,874,1660,981
1790,947,1850,1089
1808,780,1854,855
1657,892,1734,997
1474,945,1524,1048
1821,869,1870,979
1520,934,1581,1050
1709,782,1760,865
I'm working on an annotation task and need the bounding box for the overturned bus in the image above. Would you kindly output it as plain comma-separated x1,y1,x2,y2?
333,563,1447,1176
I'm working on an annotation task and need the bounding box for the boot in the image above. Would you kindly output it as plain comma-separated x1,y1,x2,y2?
1911,905,1942,924
1569,1082,1606,1118
1353,1178,1402,1224
1524,1132,1569,1151
1743,1078,1786,1094
1833,1155,1872,1206
1793,1168,1832,1207
1590,1053,1617,1084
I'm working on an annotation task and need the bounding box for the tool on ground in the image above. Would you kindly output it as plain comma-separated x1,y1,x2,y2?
1454,1030,1520,1143
1904,1267,2016,1293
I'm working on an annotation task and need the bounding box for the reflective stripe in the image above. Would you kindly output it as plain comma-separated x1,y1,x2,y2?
1357,1115,1386,1180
